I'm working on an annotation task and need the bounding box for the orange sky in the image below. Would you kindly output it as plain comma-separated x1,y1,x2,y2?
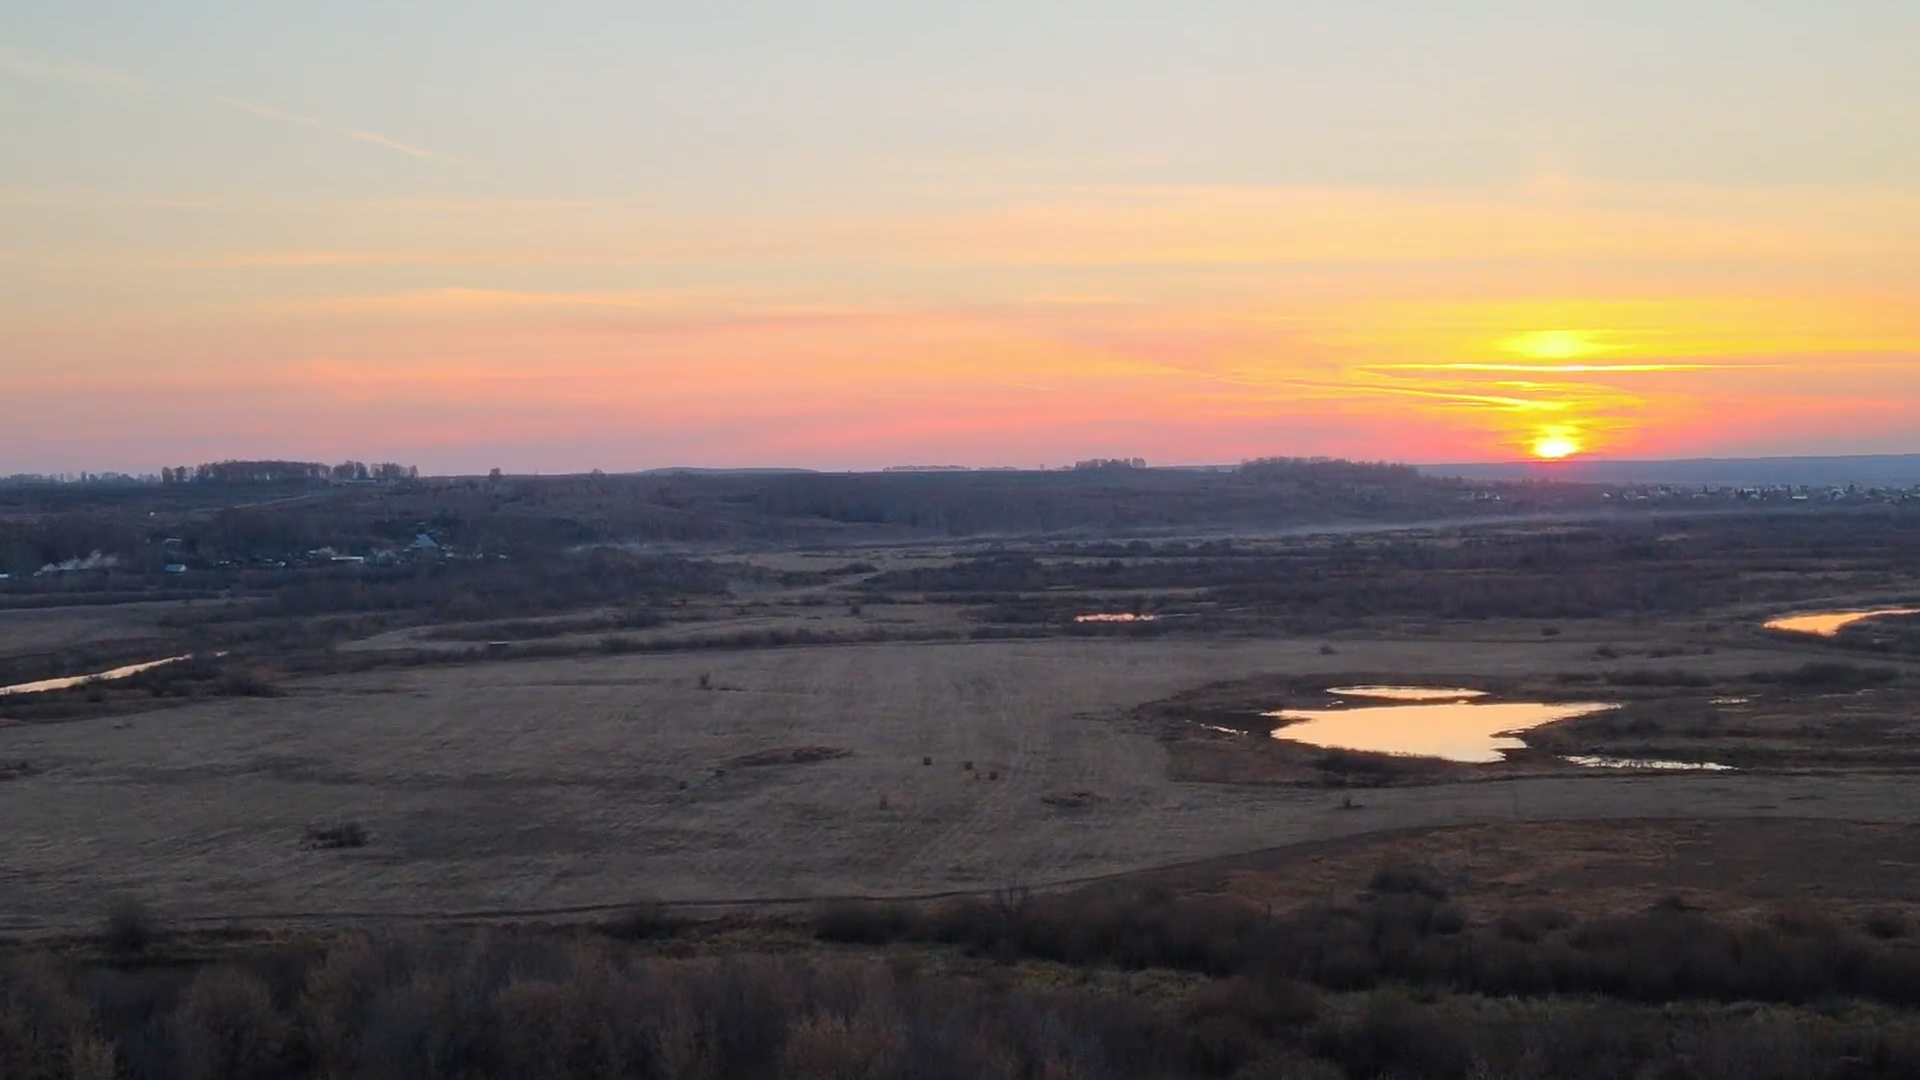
4,3,1918,472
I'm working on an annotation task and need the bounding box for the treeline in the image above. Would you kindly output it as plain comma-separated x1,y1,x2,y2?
1240,456,1424,483
1,937,1185,1080
822,874,1920,1011
158,461,418,486
15,874,1920,1079
0,472,145,487
0,458,1616,574
668,459,1524,536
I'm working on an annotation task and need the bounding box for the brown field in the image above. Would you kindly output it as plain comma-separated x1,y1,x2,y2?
0,601,183,666
6,628,1920,934
1120,818,1920,923
14,479,1920,1078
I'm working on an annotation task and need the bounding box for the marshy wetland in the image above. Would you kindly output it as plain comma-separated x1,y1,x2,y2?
2,473,1919,931
7,467,1920,1079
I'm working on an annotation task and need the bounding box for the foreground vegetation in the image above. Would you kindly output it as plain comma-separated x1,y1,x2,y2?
12,868,1920,1079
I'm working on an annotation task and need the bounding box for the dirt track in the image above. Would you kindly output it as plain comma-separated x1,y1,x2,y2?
3,636,1916,932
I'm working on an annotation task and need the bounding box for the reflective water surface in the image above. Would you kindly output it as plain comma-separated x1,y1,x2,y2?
0,656,191,698
1327,686,1488,702
1562,755,1734,772
1266,698,1615,763
1764,608,1920,637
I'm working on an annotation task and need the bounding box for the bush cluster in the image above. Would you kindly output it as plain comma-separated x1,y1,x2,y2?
4,935,1183,1080
813,879,1920,1010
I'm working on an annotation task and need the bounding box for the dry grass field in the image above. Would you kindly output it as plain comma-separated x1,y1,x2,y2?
0,601,182,666
1119,818,1920,924
6,629,1920,934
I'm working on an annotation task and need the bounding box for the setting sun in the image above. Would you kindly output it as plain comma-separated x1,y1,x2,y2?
1531,432,1583,460
1504,329,1609,361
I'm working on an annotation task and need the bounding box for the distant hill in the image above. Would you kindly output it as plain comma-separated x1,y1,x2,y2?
640,467,822,476
1423,455,1920,487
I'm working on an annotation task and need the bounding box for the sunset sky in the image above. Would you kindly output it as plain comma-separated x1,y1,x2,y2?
4,1,1917,473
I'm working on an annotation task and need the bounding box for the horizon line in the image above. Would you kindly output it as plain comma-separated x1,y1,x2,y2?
11,449,1920,482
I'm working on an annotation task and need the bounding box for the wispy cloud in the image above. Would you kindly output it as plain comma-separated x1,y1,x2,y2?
0,48,137,90
211,96,448,161
2,47,450,162
1374,362,1731,374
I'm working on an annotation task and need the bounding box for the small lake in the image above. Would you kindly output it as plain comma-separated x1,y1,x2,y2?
1266,696,1615,763
1764,608,1920,637
0,656,191,698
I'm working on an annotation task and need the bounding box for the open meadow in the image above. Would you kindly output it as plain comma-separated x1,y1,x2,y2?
6,621,1920,932
7,467,1920,1079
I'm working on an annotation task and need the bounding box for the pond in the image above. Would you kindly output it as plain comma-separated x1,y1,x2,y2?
0,656,191,698
1266,695,1615,763
1764,608,1920,637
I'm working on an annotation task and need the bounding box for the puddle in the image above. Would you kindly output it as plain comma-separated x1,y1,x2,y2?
0,656,192,698
1764,608,1920,637
1563,755,1734,772
1266,698,1615,763
1327,686,1488,702
1073,613,1157,624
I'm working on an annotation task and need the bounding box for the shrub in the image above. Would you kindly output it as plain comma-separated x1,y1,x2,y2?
101,899,157,955
171,967,288,1080
1497,907,1574,943
302,821,370,850
1754,661,1899,689
1367,863,1450,901
0,953,103,1080
813,900,916,945
1604,668,1712,688
1865,908,1911,940
604,902,684,941
1186,975,1321,1036
215,671,281,697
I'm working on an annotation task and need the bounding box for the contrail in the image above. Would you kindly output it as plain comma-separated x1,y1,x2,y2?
0,48,138,89
213,95,446,161
3,47,451,162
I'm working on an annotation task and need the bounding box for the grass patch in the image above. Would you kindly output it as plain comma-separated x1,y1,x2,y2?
301,821,370,850
731,746,854,767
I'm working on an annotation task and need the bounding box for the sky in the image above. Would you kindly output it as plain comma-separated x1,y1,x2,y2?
3,0,1918,474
